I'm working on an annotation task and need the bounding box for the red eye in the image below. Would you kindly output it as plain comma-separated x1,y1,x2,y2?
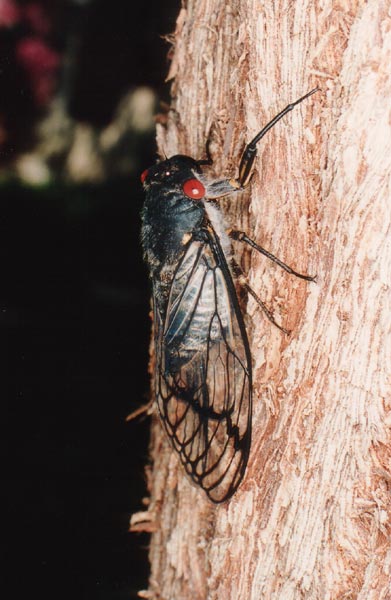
140,169,149,183
182,178,206,199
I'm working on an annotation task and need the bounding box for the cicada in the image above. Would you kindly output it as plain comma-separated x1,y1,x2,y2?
140,88,317,502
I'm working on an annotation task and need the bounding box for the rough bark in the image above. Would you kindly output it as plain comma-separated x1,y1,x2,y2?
134,1,391,598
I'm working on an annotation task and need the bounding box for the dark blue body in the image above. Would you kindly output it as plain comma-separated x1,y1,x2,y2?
141,156,206,314
140,153,253,503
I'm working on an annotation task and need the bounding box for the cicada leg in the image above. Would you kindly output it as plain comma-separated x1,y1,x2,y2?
229,230,316,282
232,87,319,188
230,258,290,334
229,227,316,334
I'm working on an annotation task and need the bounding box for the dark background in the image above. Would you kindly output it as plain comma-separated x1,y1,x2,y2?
2,1,179,598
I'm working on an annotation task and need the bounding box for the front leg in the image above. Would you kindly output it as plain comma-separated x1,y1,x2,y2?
203,88,319,198
234,88,319,188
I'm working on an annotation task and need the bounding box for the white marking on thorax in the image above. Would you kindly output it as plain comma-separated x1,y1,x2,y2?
203,202,233,261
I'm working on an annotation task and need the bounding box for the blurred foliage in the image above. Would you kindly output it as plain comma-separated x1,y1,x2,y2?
0,0,178,181
2,0,180,598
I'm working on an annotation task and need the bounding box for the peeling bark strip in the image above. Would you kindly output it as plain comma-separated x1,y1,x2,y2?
137,1,391,598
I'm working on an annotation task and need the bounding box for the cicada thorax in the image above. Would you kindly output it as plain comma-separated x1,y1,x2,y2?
141,156,210,314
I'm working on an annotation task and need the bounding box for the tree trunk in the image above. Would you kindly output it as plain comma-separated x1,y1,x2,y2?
133,1,391,598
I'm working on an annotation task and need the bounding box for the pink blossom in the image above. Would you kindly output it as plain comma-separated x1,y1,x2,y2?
16,36,60,71
16,36,60,105
23,3,51,36
0,0,21,28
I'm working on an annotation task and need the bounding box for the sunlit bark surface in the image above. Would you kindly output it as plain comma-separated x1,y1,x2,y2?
134,1,391,598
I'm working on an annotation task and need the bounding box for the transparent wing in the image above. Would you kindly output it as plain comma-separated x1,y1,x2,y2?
155,233,252,502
